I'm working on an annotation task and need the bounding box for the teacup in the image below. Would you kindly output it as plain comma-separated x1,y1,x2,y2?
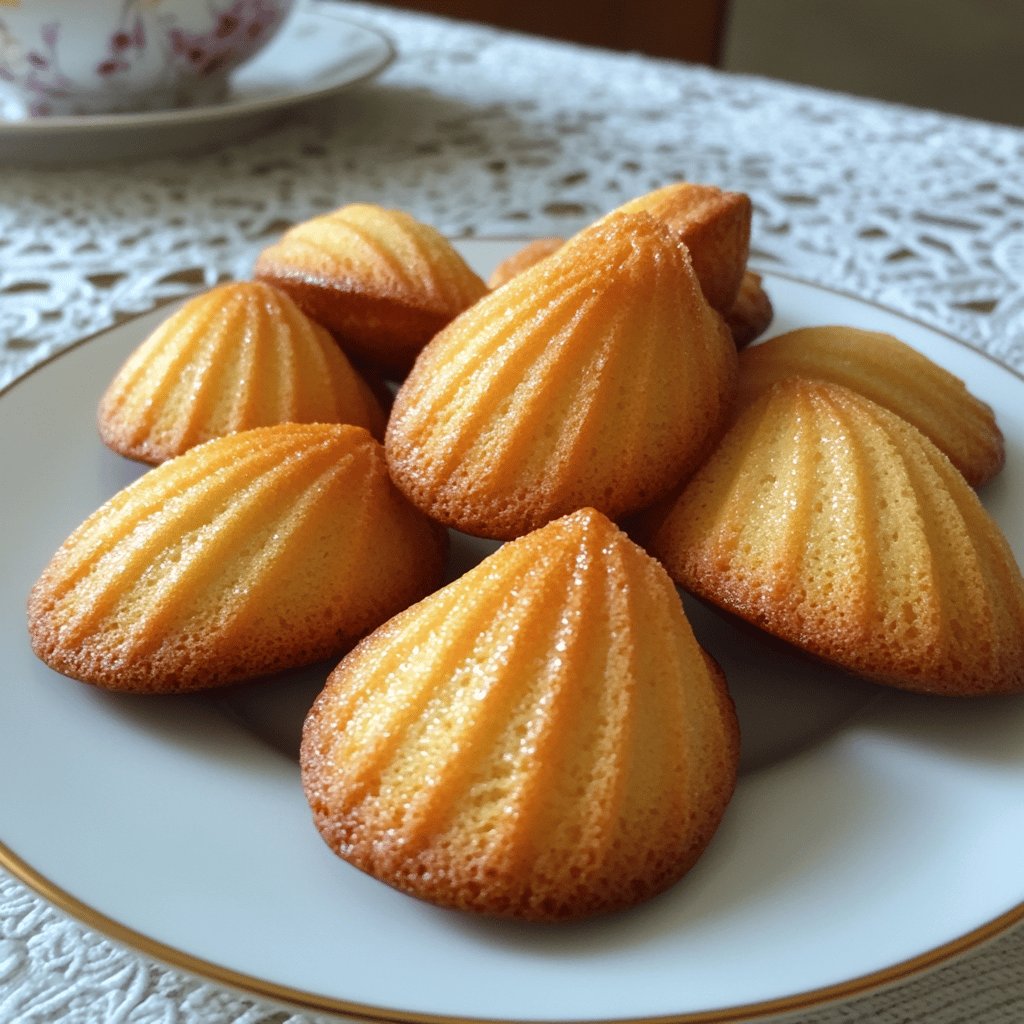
0,0,296,118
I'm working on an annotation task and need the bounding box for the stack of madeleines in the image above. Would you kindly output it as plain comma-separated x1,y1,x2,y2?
27,182,1024,922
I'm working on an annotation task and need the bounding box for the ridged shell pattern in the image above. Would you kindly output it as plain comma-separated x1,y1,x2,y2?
254,203,488,376
484,184,753,316
600,182,752,312
487,236,565,289
736,326,1004,486
28,424,447,694
649,379,1024,696
385,213,738,539
301,508,738,921
98,281,388,464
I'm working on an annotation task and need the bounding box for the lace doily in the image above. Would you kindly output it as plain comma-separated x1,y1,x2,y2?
1,2,1023,1021
2,1,1023,389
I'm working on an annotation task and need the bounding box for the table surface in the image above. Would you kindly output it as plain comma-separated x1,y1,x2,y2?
1,2,1023,1021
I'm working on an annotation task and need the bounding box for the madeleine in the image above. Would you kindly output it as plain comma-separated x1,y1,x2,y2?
302,508,738,920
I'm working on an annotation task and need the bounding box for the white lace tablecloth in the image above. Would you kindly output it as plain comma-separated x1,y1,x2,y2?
1,2,1022,1021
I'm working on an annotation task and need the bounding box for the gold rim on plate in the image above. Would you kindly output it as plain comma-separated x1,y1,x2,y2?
2,263,1022,1023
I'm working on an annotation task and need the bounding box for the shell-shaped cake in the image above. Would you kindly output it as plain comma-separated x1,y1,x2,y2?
254,203,489,377
98,281,389,465
648,379,1024,696
723,270,774,349
600,183,752,312
301,508,739,921
487,236,565,289
385,213,738,540
736,326,1004,486
28,424,447,694
487,237,770,350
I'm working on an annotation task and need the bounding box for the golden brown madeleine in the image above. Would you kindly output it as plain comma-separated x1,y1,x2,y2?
486,236,565,289
736,325,1003,486
98,281,389,465
723,270,774,349
301,508,739,921
648,379,1024,696
600,183,752,312
385,213,738,540
28,424,447,694
253,204,488,378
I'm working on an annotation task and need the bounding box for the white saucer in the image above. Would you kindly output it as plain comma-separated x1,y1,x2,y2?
0,2,394,166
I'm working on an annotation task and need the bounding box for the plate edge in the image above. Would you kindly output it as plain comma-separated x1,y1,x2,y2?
2,255,1022,1023
1,839,1022,1024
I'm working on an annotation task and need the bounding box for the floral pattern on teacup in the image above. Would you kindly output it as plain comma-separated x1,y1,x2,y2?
0,20,75,116
0,1,169,114
95,8,149,80
0,0,291,116
167,0,289,78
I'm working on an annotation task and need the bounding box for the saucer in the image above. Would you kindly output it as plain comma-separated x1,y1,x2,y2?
0,2,394,166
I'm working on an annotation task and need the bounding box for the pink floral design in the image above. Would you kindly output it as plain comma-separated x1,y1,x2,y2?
0,20,74,115
0,0,291,116
167,0,285,77
96,3,148,79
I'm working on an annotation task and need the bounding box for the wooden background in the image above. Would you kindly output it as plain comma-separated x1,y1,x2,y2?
374,1,728,65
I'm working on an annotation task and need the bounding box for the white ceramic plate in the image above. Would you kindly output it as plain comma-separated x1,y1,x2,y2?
2,240,1023,1023
0,2,394,165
